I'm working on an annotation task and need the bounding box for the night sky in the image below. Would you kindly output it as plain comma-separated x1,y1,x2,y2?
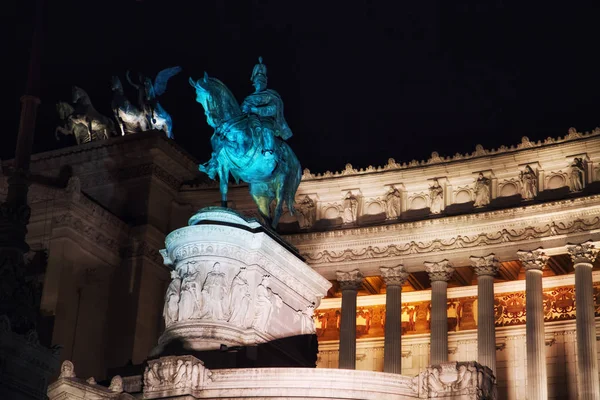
9,1,600,174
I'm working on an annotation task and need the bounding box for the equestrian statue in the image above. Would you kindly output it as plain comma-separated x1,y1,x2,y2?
189,57,301,228
111,75,150,135
56,86,117,144
126,66,182,139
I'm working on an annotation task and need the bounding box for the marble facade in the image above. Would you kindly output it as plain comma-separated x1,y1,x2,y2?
1,128,599,399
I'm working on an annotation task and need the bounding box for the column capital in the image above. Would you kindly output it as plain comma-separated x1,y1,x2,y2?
424,259,454,282
380,264,409,286
516,248,548,271
336,269,364,290
469,254,499,276
566,240,598,265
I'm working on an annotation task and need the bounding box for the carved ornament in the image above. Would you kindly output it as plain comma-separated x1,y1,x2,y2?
380,264,409,286
469,254,499,276
566,240,598,264
516,248,548,271
424,260,454,282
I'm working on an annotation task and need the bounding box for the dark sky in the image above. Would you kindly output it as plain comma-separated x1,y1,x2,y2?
9,0,600,173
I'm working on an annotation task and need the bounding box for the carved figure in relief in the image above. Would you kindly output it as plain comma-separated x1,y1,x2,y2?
297,195,316,229
163,270,182,326
519,165,538,199
342,191,359,223
453,364,473,392
429,179,444,214
569,157,585,191
201,262,229,320
385,186,402,218
172,359,187,388
228,267,251,326
179,269,201,321
252,276,282,332
191,363,200,388
473,173,491,207
427,366,447,394
145,363,162,388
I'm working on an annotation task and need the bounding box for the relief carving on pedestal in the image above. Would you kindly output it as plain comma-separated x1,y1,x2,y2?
143,356,210,394
228,267,252,327
252,275,283,333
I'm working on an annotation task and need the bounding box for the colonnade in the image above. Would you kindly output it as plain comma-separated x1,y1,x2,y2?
335,241,599,399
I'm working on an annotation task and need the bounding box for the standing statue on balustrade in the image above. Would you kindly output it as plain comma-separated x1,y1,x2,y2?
190,57,302,228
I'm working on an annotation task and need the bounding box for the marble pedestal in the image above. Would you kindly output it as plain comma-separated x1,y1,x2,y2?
152,208,331,354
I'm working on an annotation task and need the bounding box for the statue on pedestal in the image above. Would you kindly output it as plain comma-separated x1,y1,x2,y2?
520,165,538,200
569,157,585,191
126,67,181,139
473,173,491,207
56,86,117,144
189,58,302,227
111,75,150,135
429,179,444,214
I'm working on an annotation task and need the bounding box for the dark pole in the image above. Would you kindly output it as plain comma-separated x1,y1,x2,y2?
0,0,44,332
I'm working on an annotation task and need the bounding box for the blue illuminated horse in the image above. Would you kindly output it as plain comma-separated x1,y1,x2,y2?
189,73,302,228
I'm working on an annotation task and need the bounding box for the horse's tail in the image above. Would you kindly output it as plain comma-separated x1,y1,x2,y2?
281,143,302,216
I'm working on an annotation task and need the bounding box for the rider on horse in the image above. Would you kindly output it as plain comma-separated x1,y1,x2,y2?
202,57,293,178
241,57,293,156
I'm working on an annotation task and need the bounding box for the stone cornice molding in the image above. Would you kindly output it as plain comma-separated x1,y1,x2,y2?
424,259,454,282
286,195,600,245
301,215,600,266
299,127,599,181
380,264,409,286
336,269,364,290
566,240,599,265
469,254,499,276
516,248,548,271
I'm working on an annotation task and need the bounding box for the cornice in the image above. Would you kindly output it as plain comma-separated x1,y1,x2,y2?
300,127,600,181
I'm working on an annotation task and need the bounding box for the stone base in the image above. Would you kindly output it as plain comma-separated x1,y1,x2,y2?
157,207,330,357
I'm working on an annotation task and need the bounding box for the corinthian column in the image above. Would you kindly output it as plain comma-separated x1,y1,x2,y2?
424,260,454,364
336,269,364,369
566,241,600,400
469,254,499,375
380,265,409,374
517,248,549,400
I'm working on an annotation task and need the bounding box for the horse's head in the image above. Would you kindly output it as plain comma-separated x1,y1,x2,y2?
111,76,123,92
72,86,87,104
189,72,241,129
56,102,74,120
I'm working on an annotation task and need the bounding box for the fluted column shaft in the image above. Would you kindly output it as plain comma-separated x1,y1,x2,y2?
425,260,454,365
470,254,499,375
381,265,409,374
567,242,600,400
518,249,548,400
336,270,363,370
